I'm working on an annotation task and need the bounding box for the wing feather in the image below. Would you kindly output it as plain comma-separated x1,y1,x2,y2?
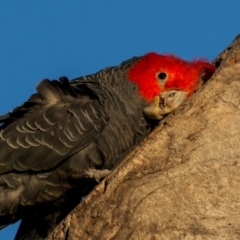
0,77,108,174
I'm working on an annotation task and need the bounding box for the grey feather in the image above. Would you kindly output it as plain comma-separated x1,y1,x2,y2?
0,56,153,239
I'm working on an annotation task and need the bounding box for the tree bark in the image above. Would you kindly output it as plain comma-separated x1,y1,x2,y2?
47,35,240,240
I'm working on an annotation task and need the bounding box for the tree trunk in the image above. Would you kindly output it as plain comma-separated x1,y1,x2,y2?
47,35,240,240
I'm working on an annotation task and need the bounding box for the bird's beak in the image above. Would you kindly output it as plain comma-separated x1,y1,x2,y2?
143,90,187,120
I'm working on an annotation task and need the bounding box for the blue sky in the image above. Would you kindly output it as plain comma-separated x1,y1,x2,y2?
0,1,239,239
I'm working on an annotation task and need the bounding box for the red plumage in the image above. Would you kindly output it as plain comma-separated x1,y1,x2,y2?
127,52,216,101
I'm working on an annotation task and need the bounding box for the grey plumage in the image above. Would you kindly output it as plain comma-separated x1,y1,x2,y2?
0,56,154,239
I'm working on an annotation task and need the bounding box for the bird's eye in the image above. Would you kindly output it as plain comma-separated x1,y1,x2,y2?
157,72,167,80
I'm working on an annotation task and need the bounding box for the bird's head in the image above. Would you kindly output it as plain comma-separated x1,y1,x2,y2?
127,52,216,120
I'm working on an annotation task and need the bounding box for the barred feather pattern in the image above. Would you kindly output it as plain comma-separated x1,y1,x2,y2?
0,55,152,236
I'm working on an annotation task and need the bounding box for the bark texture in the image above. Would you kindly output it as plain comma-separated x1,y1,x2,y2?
47,35,240,240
